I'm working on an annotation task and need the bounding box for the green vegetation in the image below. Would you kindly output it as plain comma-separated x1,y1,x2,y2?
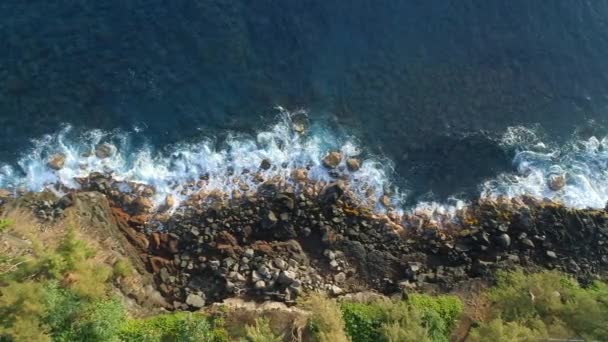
0,221,228,342
243,318,283,342
340,294,463,342
0,219,13,232
2,215,607,341
299,293,350,342
120,312,228,342
470,270,608,341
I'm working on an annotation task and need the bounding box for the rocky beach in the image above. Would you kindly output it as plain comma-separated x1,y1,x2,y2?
3,116,606,314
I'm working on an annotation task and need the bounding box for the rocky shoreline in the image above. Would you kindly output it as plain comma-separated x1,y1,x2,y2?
3,157,607,312
1,124,607,311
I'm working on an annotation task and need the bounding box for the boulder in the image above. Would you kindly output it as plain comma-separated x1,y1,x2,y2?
165,195,176,208
47,154,66,170
496,233,511,248
260,159,272,170
322,151,342,169
254,280,266,290
133,196,154,213
319,183,344,204
278,270,297,285
186,293,206,308
291,168,308,182
95,143,117,159
346,158,361,171
548,174,566,191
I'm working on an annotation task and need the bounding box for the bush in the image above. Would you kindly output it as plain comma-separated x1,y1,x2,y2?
112,259,133,279
341,301,384,341
471,270,608,340
339,294,463,342
243,317,283,342
119,312,228,342
407,293,463,342
0,219,13,232
468,318,548,342
298,293,349,342
375,300,431,342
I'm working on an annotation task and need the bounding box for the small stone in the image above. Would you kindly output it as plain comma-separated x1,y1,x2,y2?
95,143,117,159
380,195,391,207
244,248,255,258
186,294,206,308
291,168,308,181
548,174,566,191
322,151,342,169
273,258,288,271
325,250,336,260
159,268,171,283
329,260,339,269
258,265,271,278
260,159,272,170
334,272,346,283
546,250,558,259
496,233,511,248
278,270,297,285
279,212,290,221
330,285,343,295
165,195,176,208
133,196,154,212
346,158,361,171
47,154,66,170
267,211,278,223
520,238,535,249
254,280,266,290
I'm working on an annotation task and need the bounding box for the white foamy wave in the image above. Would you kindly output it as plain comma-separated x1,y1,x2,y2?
0,110,401,212
482,127,608,209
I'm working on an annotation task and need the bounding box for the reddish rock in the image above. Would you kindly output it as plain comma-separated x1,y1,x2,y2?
149,256,171,273
291,168,308,182
346,158,361,171
48,154,66,170
322,151,343,169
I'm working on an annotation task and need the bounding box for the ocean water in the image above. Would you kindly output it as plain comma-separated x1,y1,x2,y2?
2,1,608,215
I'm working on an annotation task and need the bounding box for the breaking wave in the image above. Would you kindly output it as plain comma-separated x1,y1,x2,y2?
482,126,608,209
0,110,404,212
1,111,607,223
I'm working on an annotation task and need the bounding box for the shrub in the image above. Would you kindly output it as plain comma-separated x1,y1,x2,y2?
407,293,463,342
112,259,133,279
472,270,608,340
119,312,228,342
243,317,283,342
0,219,13,232
340,301,384,341
375,300,431,342
468,318,549,342
298,293,349,342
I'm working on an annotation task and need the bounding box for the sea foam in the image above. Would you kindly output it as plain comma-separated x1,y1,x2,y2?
0,110,402,212
482,126,608,209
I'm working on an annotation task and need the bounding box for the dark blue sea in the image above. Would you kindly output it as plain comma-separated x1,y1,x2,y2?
2,1,608,211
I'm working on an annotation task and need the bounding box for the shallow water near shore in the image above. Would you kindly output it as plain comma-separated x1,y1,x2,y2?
1,111,608,222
